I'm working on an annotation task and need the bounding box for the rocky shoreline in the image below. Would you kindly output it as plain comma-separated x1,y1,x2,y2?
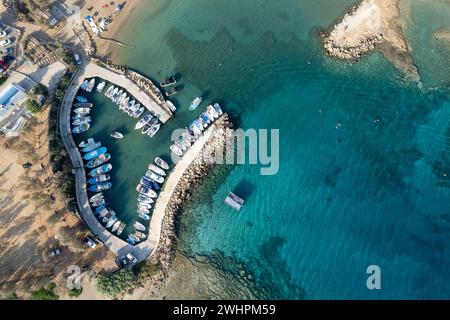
136,115,234,295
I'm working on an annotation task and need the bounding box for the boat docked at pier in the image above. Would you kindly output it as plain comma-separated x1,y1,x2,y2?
170,144,183,156
83,147,107,161
72,123,90,134
91,198,106,207
165,86,181,97
134,221,146,232
89,163,112,177
128,234,140,244
105,216,118,229
105,85,114,98
140,176,160,190
139,212,150,220
82,141,101,153
155,157,169,170
97,81,106,93
134,231,146,240
76,96,87,103
144,170,164,184
160,76,176,87
88,174,111,184
72,117,91,126
166,100,176,112
73,102,93,108
136,184,157,198
135,114,153,130
213,103,223,115
116,222,126,235
89,193,104,203
147,123,160,137
85,79,96,92
189,97,203,111
79,138,95,148
148,163,166,176
86,153,111,168
137,194,154,203
88,182,112,192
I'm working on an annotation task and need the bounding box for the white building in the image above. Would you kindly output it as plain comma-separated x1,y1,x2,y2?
0,83,27,110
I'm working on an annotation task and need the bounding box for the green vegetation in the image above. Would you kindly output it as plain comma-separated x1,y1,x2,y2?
6,292,19,300
96,269,136,298
133,261,162,281
32,83,49,97
31,283,59,300
0,75,7,86
68,288,83,298
25,99,42,114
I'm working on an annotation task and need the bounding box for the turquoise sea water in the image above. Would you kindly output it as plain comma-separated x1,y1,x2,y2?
106,0,450,298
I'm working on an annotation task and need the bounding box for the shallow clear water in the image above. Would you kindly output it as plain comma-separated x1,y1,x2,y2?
106,0,450,298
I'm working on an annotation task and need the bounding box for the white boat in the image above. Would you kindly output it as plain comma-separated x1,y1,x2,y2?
137,194,154,203
134,221,146,231
105,85,114,97
166,100,176,112
207,104,219,119
133,106,145,118
79,138,95,148
86,79,96,92
89,192,104,203
73,107,91,115
128,234,140,244
147,123,160,137
135,114,153,130
170,144,183,156
137,207,150,215
117,92,127,105
138,203,152,210
112,89,123,103
116,222,126,235
155,157,169,170
189,97,202,111
105,216,118,229
134,231,146,240
111,220,121,232
148,163,166,176
109,88,119,100
136,184,157,198
72,117,91,126
97,81,106,93
139,212,150,220
145,170,164,184
110,131,124,139
120,97,130,109
213,103,223,115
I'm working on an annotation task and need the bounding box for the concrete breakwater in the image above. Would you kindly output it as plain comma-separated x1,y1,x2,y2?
144,114,234,291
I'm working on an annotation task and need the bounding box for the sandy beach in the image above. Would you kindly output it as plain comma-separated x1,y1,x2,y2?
324,0,420,82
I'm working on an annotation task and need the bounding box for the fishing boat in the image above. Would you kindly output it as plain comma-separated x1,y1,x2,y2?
160,76,176,87
83,147,107,161
189,97,203,111
148,164,166,176
116,222,126,235
134,221,146,231
82,141,101,153
105,216,118,229
97,81,106,93
79,138,95,148
155,157,169,170
147,123,160,137
86,153,111,168
213,103,223,115
137,194,154,203
86,79,96,92
73,102,93,108
72,123,90,134
76,96,88,103
166,100,176,112
89,193,104,203
111,220,121,232
165,86,180,97
135,114,153,130
80,80,88,90
136,184,157,198
110,131,124,139
88,174,111,184
144,170,164,184
139,212,150,221
89,163,112,177
88,182,112,192
170,144,183,156
72,117,91,126
207,104,219,119
105,85,114,97
73,107,91,115
91,198,106,207
140,176,160,190
134,231,147,240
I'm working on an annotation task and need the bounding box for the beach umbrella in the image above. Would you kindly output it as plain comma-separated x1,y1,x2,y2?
85,16,91,22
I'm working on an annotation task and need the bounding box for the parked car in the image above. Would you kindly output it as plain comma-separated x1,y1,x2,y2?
0,39,11,47
49,248,61,257
74,54,82,65
126,253,138,264
84,237,97,249
22,162,32,169
119,256,129,267
0,31,7,37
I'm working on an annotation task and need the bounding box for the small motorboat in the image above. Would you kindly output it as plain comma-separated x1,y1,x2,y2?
189,97,203,111
144,170,164,184
207,104,219,119
139,212,150,220
105,85,114,97
148,164,166,176
80,80,88,90
88,182,112,192
170,144,183,156
140,176,160,190
84,147,107,161
89,192,104,203
86,79,96,92
97,81,106,93
111,220,121,232
110,131,124,139
160,76,176,87
165,86,180,97
72,117,91,126
105,216,118,229
136,184,157,198
134,221,146,231
137,207,150,215
73,107,91,115
76,96,87,103
134,231,147,240
137,194,154,204
79,138,95,148
116,222,126,235
155,157,169,170
91,198,106,207
147,123,161,137
138,202,152,209
86,153,111,168
166,100,176,112
213,103,223,115
117,92,127,105
72,123,90,134
89,163,112,177
88,174,111,184
135,114,153,130
82,142,101,153
73,103,93,108
128,234,140,244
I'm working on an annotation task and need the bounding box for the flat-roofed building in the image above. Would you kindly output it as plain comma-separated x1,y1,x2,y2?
0,83,27,110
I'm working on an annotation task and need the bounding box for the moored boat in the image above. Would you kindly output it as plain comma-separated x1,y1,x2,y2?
213,103,223,115
116,222,126,235
72,123,90,134
129,234,141,243
79,138,95,148
134,221,146,231
86,153,111,168
135,114,153,130
170,144,183,156
148,163,166,176
160,76,176,87
97,81,106,93
136,184,157,198
88,174,111,184
109,88,119,100
154,157,169,170
137,194,154,203
89,163,112,177
138,202,152,209
207,104,219,119
89,192,104,203
110,131,124,139
91,198,106,207
134,231,146,240
147,123,160,137
73,102,93,108
189,97,203,111
72,117,92,126
76,96,87,103
73,107,91,115
165,86,180,97
139,212,150,220
111,220,121,232
83,147,107,161
86,79,96,92
105,216,118,229
140,176,160,190
166,100,176,112
88,182,112,192
144,170,164,184
82,141,101,153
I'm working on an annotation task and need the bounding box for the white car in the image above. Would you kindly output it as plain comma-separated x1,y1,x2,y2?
126,253,138,264
0,39,11,46
84,237,97,248
0,31,7,37
74,54,82,65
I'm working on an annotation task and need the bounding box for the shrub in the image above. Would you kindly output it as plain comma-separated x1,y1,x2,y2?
32,83,49,96
96,269,136,298
68,288,83,298
25,99,42,114
133,261,161,281
31,283,59,300
0,75,7,86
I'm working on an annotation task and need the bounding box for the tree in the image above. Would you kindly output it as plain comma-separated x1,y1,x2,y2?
25,99,42,114
96,270,136,298
31,283,59,300
32,83,48,96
